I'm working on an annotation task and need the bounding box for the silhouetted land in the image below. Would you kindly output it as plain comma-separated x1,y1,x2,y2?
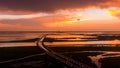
0,46,120,68
100,57,120,68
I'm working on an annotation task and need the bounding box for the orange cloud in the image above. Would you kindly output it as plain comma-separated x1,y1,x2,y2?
33,13,90,28
0,23,22,31
107,8,120,19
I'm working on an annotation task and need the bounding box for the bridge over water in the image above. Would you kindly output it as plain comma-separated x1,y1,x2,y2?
37,34,92,68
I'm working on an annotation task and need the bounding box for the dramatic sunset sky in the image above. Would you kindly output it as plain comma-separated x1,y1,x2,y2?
0,0,120,31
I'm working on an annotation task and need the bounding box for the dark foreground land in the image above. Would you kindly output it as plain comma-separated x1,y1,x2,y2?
0,46,120,68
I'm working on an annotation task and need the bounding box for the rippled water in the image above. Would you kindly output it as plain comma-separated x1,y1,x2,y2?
45,32,120,46
0,31,43,41
0,31,44,47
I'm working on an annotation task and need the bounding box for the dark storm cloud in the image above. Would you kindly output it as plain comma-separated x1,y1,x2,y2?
0,0,116,12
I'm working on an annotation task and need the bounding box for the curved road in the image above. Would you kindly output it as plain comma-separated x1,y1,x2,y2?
37,34,92,68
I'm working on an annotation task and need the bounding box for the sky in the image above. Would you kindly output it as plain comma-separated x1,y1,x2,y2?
0,0,120,31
